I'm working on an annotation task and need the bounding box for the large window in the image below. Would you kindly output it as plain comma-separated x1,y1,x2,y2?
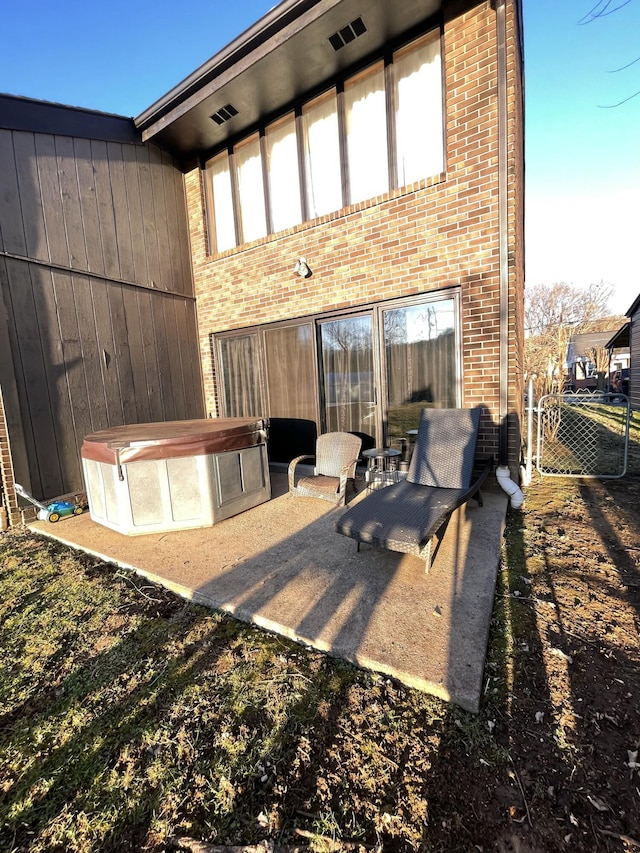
394,32,443,186
234,134,267,243
265,114,302,232
207,152,236,253
205,28,443,253
344,63,388,204
213,291,459,461
302,90,343,218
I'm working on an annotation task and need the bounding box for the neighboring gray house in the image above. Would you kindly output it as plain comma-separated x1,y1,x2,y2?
606,294,639,409
566,329,629,391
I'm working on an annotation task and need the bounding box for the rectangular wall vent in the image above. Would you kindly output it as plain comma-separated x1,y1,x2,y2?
328,17,367,51
210,104,239,125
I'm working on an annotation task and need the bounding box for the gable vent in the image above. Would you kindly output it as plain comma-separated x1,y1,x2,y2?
328,17,367,51
210,104,239,125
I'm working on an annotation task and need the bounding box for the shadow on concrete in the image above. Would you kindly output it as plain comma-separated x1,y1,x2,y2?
29,471,507,712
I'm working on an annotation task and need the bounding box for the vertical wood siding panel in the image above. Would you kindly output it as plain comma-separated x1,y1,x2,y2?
0,130,27,256
90,278,124,426
150,293,176,420
6,258,62,497
136,146,161,288
175,169,194,294
106,141,135,282
175,298,204,417
55,135,88,270
91,139,120,280
35,134,68,267
161,151,184,294
30,265,82,492
164,295,187,417
121,286,151,423
107,282,138,424
13,131,49,262
51,270,94,466
137,290,164,422
0,257,37,489
149,146,172,291
74,137,104,276
122,144,148,285
72,273,109,431
175,180,195,296
163,151,193,295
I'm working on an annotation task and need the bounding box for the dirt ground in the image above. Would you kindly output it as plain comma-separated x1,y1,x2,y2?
475,470,640,852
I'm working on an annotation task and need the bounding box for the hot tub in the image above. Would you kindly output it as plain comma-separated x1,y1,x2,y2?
81,418,270,535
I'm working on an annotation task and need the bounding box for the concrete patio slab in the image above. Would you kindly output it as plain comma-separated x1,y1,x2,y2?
28,473,507,713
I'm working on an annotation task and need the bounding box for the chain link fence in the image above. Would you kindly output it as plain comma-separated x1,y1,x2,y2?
532,392,630,478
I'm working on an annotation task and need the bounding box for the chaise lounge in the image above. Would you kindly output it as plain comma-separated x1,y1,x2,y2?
335,407,492,570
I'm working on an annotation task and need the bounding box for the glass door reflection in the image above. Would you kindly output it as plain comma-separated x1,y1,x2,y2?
383,299,457,447
319,315,375,446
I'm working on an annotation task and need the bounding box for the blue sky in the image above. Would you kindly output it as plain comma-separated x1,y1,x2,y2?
1,0,638,316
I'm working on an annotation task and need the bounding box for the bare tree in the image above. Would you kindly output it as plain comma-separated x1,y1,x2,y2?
524,281,617,398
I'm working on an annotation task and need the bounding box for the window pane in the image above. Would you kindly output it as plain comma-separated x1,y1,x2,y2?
264,324,316,420
208,152,236,252
219,335,262,417
394,32,443,186
302,90,342,218
264,323,318,462
266,114,302,232
320,315,374,438
235,135,267,243
384,299,457,446
345,63,388,204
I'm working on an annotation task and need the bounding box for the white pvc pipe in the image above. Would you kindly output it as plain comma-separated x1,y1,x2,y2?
496,465,525,509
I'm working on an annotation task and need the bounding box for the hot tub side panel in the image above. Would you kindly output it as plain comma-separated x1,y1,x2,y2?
82,442,270,536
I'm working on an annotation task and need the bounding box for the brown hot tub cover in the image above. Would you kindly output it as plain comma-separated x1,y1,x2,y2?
81,418,268,467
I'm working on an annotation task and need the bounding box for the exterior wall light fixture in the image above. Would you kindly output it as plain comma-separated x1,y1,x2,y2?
294,257,311,278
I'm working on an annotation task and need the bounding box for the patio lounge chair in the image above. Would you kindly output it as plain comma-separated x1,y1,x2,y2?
335,407,492,570
288,431,362,506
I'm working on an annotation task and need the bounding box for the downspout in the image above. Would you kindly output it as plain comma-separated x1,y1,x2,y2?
494,0,524,508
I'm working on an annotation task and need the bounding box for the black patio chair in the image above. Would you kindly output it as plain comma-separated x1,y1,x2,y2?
335,407,492,570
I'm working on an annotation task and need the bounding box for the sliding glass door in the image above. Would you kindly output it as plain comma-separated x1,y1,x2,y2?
214,291,459,461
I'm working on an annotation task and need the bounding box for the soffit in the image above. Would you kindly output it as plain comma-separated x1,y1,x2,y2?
135,0,441,159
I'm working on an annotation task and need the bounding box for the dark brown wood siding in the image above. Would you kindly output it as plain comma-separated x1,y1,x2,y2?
0,125,203,500
630,307,640,412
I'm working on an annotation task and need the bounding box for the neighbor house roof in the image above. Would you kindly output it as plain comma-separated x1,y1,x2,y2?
567,329,629,365
626,292,640,318
134,0,443,159
605,321,630,350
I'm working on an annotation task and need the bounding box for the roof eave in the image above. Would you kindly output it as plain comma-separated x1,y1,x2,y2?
134,0,328,135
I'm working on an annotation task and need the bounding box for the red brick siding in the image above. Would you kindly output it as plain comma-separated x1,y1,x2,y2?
184,0,523,470
0,390,21,526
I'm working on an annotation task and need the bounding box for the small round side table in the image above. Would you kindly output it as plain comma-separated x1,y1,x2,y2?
362,447,402,491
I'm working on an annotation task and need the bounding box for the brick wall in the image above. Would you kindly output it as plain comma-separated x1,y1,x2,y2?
184,0,524,471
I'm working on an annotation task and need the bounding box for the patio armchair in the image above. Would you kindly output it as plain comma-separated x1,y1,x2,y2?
288,431,362,506
335,407,492,571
